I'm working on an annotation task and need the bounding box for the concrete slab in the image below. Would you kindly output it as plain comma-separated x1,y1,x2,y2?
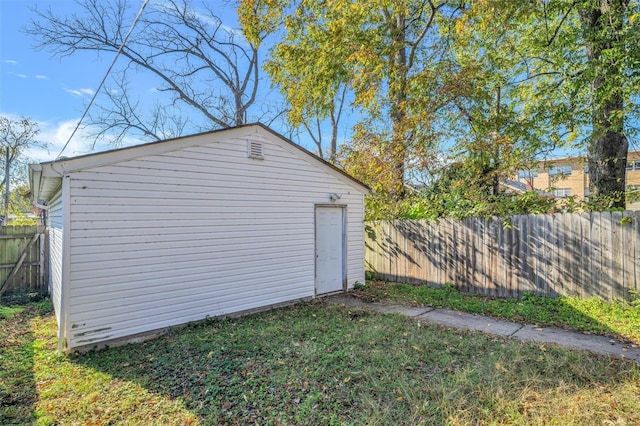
417,308,524,337
325,297,433,317
514,325,640,363
370,303,434,317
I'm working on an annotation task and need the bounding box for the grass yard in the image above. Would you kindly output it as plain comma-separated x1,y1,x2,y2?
355,280,640,345
1,298,640,425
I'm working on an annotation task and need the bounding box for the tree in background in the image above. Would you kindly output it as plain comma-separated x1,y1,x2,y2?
0,117,43,226
424,3,573,207
239,0,352,160
240,0,454,196
447,0,640,209
27,0,268,146
579,0,634,208
242,0,640,217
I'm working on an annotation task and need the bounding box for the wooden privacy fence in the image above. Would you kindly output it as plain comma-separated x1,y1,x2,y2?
0,225,48,297
365,211,640,300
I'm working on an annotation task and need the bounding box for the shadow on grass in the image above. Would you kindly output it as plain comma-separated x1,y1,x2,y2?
73,302,640,425
0,297,50,425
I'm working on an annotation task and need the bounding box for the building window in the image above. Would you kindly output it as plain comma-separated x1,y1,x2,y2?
517,169,538,179
626,160,640,171
549,165,572,177
553,188,571,198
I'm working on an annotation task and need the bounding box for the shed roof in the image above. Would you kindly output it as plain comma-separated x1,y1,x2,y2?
30,123,369,203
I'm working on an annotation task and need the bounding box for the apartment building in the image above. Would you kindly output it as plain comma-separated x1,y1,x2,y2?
515,150,640,210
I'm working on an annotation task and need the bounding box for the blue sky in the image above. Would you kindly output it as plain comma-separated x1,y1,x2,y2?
0,0,318,162
1,0,116,160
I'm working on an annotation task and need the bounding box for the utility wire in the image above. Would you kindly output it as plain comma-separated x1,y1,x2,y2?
55,0,149,160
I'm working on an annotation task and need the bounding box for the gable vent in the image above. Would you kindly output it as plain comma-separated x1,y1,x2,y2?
247,140,264,159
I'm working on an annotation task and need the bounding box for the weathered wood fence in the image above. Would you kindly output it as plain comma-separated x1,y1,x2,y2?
0,225,48,297
365,211,640,300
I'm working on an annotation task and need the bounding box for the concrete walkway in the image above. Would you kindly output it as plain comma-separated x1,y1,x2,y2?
325,295,640,363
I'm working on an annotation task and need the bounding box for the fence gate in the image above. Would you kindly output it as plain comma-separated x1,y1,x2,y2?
0,225,47,297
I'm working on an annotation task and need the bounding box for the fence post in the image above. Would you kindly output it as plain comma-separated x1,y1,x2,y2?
39,232,46,293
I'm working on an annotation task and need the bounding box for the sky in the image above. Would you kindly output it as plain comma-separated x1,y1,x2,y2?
1,0,117,160
0,0,312,164
0,0,591,172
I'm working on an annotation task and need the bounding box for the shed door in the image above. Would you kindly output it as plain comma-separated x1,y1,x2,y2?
315,206,345,295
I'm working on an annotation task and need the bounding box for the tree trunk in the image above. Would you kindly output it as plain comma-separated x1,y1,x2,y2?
388,11,408,200
580,0,629,208
492,87,501,196
587,129,628,205
330,112,338,162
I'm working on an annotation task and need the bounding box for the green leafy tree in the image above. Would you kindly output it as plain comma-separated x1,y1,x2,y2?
240,0,454,197
241,0,639,217
6,185,38,226
0,116,43,226
447,0,640,209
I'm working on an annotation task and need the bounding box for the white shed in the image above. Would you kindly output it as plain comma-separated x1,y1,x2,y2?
29,124,369,352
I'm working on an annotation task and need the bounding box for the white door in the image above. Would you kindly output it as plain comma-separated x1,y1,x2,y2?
315,206,345,294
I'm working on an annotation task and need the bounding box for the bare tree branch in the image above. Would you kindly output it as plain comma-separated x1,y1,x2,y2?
27,0,267,146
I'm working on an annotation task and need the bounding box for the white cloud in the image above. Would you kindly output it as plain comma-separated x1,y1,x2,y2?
4,59,18,65
64,88,95,97
26,119,144,163
0,112,143,166
35,75,49,80
25,119,92,162
16,73,27,78
64,89,83,96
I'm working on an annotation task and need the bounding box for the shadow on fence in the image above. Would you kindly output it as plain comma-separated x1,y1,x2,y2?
365,211,640,301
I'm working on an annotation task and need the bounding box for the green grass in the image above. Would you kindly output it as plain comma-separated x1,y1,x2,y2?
0,300,51,425
2,298,640,425
355,280,640,344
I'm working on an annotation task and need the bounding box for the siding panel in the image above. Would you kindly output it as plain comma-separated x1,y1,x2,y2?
48,192,63,327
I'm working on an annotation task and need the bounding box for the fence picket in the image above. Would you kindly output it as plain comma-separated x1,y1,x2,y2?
518,216,528,295
620,212,634,300
610,212,623,300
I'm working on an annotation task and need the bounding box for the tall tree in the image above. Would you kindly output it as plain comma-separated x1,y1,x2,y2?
27,0,265,145
579,0,631,207
448,0,640,208
0,117,43,225
240,0,452,197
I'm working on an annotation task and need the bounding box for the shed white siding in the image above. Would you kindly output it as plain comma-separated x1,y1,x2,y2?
58,129,366,349
48,191,63,328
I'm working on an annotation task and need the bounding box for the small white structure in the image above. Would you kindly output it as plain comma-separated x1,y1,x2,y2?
30,124,369,352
